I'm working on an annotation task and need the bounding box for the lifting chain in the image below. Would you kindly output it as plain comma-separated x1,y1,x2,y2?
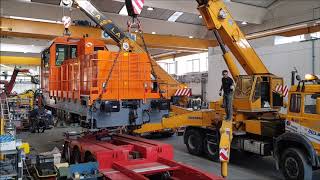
127,17,163,98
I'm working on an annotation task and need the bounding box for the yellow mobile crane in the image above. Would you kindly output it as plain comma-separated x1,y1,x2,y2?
135,0,320,179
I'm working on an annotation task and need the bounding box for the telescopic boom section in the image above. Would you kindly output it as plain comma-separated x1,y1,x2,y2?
74,0,126,43
198,0,269,75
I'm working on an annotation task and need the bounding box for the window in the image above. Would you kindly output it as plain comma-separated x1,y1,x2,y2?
311,32,320,39
200,57,208,72
94,47,104,51
187,59,200,73
158,62,175,74
41,49,50,68
304,94,319,114
168,63,175,74
158,63,168,72
70,45,77,59
289,94,301,113
274,35,305,45
252,78,261,102
235,76,253,98
56,44,66,66
193,59,200,72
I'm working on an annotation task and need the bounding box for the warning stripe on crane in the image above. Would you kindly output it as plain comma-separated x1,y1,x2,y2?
132,0,144,15
174,88,192,97
62,16,71,28
219,148,229,161
275,84,289,97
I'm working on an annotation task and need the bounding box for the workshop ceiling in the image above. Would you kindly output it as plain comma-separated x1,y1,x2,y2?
2,0,319,58
232,0,278,8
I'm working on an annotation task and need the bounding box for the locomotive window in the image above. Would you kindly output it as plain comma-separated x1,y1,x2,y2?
56,44,66,66
41,49,50,68
70,45,77,59
94,47,104,51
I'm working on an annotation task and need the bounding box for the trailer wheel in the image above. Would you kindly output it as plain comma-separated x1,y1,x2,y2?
62,142,71,162
203,137,219,161
280,148,312,180
71,148,81,164
185,128,204,155
84,152,96,162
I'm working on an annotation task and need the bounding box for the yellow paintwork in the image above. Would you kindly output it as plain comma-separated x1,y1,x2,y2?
245,120,262,135
219,120,233,177
0,17,215,52
287,84,320,154
11,90,35,109
134,108,215,134
198,0,269,75
133,0,319,178
223,52,240,79
19,143,30,154
0,56,41,65
0,118,4,135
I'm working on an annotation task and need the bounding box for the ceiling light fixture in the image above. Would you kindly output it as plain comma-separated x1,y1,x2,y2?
151,32,156,34
60,0,73,7
147,7,154,11
119,5,128,16
189,36,194,39
8,16,62,24
199,15,202,19
168,12,183,22
241,21,248,25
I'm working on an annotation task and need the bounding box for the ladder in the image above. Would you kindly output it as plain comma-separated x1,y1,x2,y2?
0,97,12,134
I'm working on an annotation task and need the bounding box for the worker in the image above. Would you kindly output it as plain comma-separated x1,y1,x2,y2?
219,70,234,120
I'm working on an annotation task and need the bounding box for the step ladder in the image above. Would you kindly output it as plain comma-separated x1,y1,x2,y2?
0,97,13,135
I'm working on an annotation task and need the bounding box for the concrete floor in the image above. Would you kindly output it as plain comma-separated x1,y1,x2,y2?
18,127,320,180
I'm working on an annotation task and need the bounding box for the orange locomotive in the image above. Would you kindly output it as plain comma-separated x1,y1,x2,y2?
41,37,169,129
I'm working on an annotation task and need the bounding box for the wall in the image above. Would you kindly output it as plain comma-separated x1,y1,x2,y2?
207,38,320,102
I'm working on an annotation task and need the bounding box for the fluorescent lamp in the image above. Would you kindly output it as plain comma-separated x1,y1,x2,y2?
119,5,128,16
168,12,183,22
189,36,193,39
241,21,248,25
8,16,62,24
199,15,202,19
151,32,156,34
147,7,154,11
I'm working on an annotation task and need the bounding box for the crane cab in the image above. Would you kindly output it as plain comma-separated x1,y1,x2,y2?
233,74,284,113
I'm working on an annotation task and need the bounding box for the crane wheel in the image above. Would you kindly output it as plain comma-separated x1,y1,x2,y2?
203,137,219,161
184,128,204,155
280,148,312,180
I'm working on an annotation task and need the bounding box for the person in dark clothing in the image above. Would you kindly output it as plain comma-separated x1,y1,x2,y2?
219,70,234,120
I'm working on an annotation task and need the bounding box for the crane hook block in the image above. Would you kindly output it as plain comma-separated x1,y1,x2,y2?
125,0,144,17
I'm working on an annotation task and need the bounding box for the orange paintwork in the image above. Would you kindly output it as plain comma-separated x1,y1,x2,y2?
42,37,161,105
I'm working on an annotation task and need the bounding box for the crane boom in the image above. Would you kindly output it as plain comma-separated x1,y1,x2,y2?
74,0,126,43
198,0,269,75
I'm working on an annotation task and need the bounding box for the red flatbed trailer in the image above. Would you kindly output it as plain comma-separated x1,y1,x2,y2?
64,131,223,180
